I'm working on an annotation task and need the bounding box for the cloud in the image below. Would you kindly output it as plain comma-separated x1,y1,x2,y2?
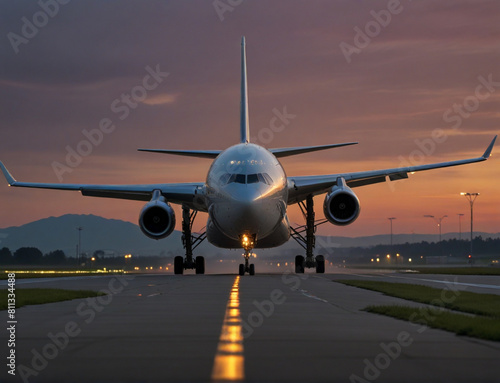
142,93,178,106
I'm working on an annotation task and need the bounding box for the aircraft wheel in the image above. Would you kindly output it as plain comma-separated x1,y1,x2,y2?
249,264,255,275
239,264,245,276
295,255,305,274
315,255,325,274
195,256,205,274
174,256,184,275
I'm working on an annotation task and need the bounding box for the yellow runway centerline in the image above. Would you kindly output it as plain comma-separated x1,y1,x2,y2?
211,276,244,381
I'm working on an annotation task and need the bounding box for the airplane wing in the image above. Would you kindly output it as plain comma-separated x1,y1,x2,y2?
0,161,205,209
137,149,222,159
269,143,358,158
287,136,497,204
137,142,358,159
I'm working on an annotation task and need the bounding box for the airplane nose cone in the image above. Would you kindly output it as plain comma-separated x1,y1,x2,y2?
233,187,262,204
211,187,282,241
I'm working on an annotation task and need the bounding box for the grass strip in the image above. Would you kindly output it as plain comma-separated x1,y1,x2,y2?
338,280,500,318
0,288,104,310
411,267,500,276
365,305,500,342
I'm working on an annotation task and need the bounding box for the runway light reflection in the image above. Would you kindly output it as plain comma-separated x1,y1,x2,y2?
211,276,244,381
4,269,126,274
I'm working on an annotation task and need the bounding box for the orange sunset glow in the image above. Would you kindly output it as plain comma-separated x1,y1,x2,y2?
0,1,498,237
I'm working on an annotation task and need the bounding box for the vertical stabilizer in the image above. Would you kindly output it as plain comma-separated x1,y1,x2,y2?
240,36,250,143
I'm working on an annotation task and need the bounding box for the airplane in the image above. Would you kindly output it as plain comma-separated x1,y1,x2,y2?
0,37,497,275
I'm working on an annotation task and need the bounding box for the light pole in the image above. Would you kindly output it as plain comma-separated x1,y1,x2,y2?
457,213,464,240
76,226,83,266
461,193,479,259
424,215,447,242
388,217,396,247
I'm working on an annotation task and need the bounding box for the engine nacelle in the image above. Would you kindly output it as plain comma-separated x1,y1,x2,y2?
323,181,360,226
139,195,176,240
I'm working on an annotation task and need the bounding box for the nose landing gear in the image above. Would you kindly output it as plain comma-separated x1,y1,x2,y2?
239,234,256,275
239,250,256,276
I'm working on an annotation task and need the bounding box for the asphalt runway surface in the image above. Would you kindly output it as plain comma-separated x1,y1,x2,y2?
2,268,500,382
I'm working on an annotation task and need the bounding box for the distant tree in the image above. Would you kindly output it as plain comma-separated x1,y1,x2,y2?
0,247,12,265
14,247,43,264
44,250,66,265
93,250,105,259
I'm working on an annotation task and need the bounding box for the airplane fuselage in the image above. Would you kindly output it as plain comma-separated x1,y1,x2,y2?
205,143,290,249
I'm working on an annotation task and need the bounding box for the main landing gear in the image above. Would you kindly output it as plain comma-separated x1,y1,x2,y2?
239,234,256,276
174,205,207,275
290,194,327,274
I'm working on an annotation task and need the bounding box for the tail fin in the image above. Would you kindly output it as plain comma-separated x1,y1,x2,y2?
240,36,250,143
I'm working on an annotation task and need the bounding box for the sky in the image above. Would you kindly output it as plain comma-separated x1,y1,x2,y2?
0,0,499,238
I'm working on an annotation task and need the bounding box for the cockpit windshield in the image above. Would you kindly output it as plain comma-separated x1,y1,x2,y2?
219,173,273,185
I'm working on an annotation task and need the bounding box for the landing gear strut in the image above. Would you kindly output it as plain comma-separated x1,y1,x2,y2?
174,205,207,275
290,194,327,274
239,234,256,276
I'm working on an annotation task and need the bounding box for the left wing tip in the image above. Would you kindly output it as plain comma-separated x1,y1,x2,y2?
482,135,497,159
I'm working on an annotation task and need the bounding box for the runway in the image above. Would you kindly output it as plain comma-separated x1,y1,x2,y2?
2,269,500,382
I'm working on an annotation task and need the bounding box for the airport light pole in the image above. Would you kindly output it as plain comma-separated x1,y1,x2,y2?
457,213,464,240
77,226,83,266
388,217,396,248
461,193,479,259
423,215,447,242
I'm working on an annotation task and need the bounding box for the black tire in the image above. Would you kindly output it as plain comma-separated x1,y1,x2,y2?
316,255,325,274
239,264,245,276
249,264,255,275
174,256,184,275
295,255,305,274
195,256,205,275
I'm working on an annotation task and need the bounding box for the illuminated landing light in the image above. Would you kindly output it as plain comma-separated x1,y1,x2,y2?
211,276,244,381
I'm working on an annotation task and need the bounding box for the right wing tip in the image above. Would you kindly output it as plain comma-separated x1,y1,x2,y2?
482,135,497,159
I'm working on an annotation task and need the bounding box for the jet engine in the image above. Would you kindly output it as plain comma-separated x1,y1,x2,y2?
323,179,360,226
139,191,176,239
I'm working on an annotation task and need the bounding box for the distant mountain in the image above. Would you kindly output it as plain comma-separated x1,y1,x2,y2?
0,214,183,256
0,214,498,257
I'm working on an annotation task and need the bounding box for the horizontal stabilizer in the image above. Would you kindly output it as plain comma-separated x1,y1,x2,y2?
137,149,221,159
269,142,358,158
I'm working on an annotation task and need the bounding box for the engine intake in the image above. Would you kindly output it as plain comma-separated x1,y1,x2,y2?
323,179,360,226
139,192,176,239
